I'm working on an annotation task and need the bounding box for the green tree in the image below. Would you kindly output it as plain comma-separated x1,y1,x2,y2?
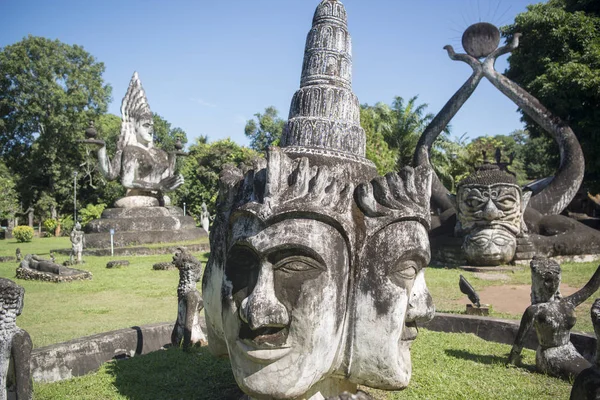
503,0,600,182
244,106,285,153
362,96,436,170
176,138,259,218
0,162,19,221
0,35,111,216
152,113,188,152
360,106,397,174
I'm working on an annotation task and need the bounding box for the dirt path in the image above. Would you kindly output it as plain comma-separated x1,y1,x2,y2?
457,284,578,314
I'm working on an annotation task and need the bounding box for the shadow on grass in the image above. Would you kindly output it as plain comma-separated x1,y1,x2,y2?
105,346,243,400
445,349,538,373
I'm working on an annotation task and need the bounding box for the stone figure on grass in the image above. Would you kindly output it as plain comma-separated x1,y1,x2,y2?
17,254,92,283
203,1,434,398
171,247,206,350
570,299,600,399
69,222,84,264
83,72,184,208
508,258,600,379
200,202,210,233
0,278,32,400
414,22,600,266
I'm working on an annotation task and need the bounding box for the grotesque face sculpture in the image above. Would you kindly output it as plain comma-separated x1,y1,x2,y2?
349,220,434,389
455,161,530,266
223,216,349,398
462,228,517,265
134,117,154,146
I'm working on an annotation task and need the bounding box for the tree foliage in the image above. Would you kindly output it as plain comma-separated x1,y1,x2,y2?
244,106,285,153
0,35,112,217
503,0,600,181
0,162,19,221
176,137,259,218
360,106,397,175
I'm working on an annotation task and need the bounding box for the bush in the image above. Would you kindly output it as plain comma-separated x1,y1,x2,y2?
43,218,58,236
59,215,74,236
79,203,106,226
13,225,34,242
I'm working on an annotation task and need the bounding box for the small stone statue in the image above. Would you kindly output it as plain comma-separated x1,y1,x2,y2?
69,222,84,264
49,251,56,263
171,247,206,350
570,299,600,399
84,72,185,208
18,254,92,282
15,248,21,262
0,278,32,400
200,202,210,233
508,258,600,378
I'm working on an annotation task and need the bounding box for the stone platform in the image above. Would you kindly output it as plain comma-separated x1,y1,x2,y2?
84,206,206,249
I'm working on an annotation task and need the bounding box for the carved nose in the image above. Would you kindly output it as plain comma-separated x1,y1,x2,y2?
406,271,435,323
482,199,503,220
239,264,289,330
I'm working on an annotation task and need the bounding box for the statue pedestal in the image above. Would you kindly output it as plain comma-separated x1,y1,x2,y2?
84,206,206,248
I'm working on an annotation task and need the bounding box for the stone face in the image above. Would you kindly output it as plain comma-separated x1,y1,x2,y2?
171,248,206,349
508,258,600,379
84,72,185,208
0,278,32,400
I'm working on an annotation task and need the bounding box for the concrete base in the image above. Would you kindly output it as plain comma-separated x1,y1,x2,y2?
465,304,490,316
84,206,207,248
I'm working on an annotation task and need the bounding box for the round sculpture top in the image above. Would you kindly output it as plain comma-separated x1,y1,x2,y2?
313,0,347,26
462,22,500,59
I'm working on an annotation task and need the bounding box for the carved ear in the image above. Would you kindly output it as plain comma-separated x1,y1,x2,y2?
447,193,457,209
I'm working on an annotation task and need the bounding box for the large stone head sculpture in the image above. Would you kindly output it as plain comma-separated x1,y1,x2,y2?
121,72,154,148
455,154,531,265
202,1,434,397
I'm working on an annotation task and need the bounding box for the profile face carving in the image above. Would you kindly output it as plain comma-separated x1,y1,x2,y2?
349,220,434,389
223,216,349,398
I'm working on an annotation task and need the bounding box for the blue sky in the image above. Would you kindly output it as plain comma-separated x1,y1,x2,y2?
1,0,541,147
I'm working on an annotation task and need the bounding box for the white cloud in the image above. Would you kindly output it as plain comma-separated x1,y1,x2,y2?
190,97,217,108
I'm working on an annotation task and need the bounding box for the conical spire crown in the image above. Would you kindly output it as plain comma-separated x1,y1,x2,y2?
281,0,372,167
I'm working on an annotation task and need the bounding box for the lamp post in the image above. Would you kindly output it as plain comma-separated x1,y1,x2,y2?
73,171,78,222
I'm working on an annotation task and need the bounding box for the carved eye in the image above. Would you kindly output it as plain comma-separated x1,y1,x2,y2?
392,261,419,280
274,256,323,274
470,237,490,247
466,198,484,209
493,236,511,246
495,196,517,210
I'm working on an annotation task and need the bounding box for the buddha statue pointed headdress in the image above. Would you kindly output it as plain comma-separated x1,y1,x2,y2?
120,71,153,146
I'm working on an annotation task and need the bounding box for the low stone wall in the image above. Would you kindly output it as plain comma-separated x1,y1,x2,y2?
30,313,597,385
52,243,209,257
31,322,176,383
422,313,596,361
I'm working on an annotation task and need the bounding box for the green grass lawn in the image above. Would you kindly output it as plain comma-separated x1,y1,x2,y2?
0,236,208,347
34,330,572,400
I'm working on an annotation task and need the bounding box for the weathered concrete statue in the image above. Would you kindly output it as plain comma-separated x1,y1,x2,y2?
200,202,210,233
0,278,32,400
508,258,600,378
15,249,21,263
87,72,184,208
17,254,92,282
570,298,600,399
413,22,600,266
171,247,206,350
203,1,434,398
69,222,84,264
